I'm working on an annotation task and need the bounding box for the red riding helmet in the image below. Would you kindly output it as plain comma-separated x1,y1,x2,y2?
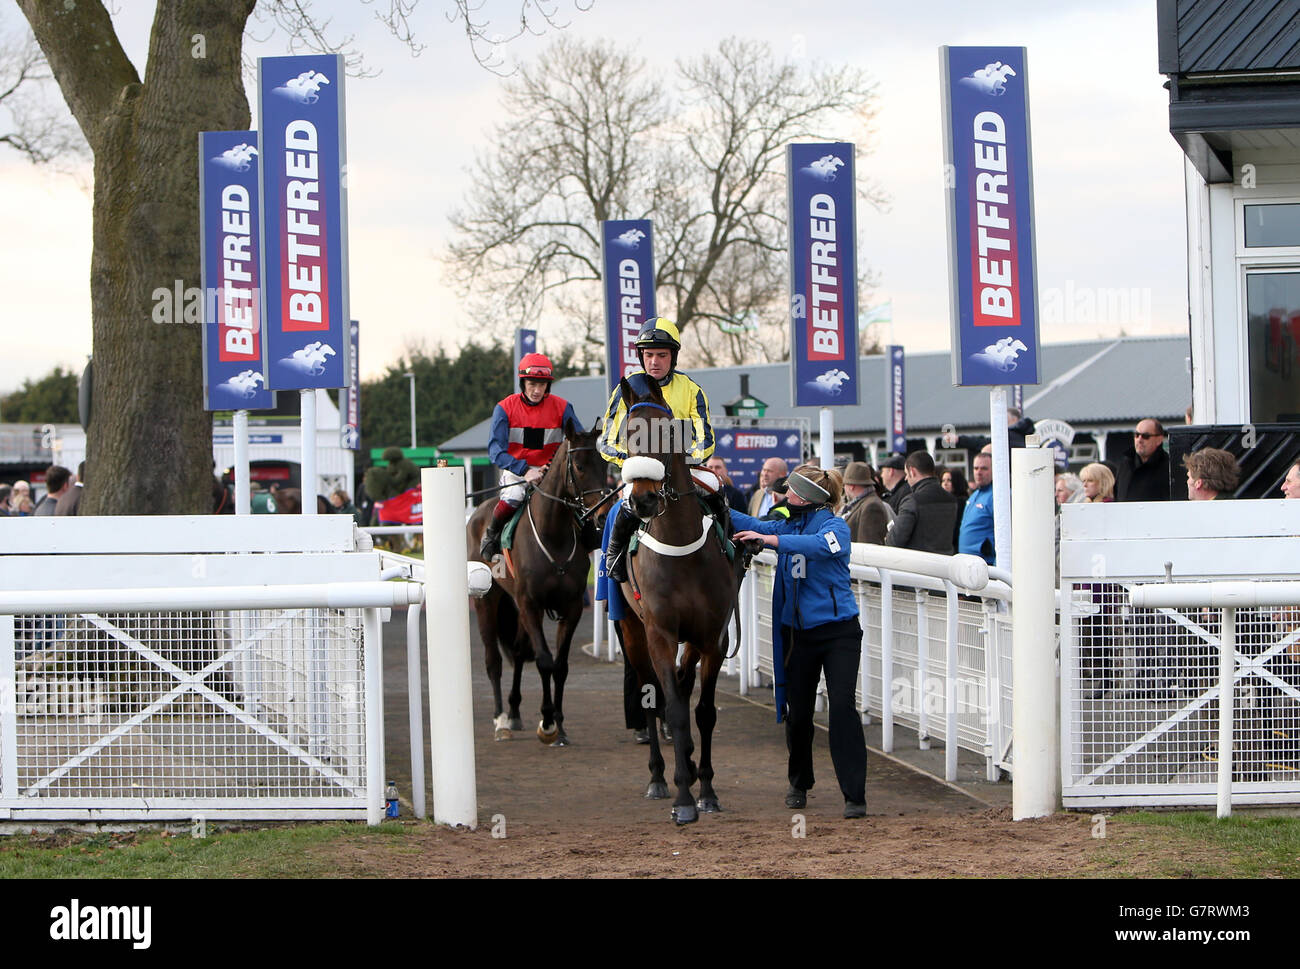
518,352,555,395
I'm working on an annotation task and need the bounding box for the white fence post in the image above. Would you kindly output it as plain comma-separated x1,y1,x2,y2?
1217,606,1236,819
944,580,959,782
407,594,427,820
1011,445,1058,819
422,466,479,829
363,607,384,826
0,615,14,801
880,570,895,750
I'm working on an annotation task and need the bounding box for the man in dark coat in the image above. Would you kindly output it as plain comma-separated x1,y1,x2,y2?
839,461,892,544
878,453,911,515
1113,418,1171,502
942,406,1036,453
884,451,958,555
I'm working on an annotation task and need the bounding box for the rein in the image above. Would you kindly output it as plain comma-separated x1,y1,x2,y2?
522,442,615,570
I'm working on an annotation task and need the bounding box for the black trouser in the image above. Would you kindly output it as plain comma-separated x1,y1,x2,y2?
613,621,646,730
783,618,866,804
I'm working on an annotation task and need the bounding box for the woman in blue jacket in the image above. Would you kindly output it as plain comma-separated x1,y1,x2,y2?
732,464,866,819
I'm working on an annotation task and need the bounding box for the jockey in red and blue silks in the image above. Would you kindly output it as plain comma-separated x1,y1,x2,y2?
479,352,583,558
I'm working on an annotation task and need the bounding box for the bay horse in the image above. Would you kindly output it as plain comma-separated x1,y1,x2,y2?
466,421,610,746
614,376,745,824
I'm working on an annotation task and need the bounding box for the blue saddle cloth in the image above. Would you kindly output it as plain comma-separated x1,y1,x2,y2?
594,497,628,622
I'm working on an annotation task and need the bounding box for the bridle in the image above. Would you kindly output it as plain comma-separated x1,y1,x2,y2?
531,442,616,528
525,439,618,573
624,402,691,518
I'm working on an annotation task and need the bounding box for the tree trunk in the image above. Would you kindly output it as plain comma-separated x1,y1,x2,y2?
18,0,256,514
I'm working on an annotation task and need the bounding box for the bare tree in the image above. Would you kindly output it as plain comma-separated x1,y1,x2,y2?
16,0,571,515
446,36,883,368
0,30,85,165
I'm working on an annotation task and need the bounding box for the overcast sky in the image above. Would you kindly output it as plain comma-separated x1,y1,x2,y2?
0,0,1187,395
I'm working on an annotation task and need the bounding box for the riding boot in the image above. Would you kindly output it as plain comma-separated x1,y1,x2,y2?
605,506,641,584
479,500,516,558
704,488,731,536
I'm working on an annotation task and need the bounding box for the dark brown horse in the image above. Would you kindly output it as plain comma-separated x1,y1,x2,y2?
466,421,609,746
614,376,745,824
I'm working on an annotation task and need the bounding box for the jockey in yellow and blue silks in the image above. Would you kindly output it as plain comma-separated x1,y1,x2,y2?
597,318,715,585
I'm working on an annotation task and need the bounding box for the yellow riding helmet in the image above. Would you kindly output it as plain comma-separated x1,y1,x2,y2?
634,318,681,351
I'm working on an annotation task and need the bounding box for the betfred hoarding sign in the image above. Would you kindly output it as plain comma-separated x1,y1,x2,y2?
887,345,905,454
787,143,859,407
200,130,274,411
940,46,1040,387
258,53,349,390
601,220,656,391
713,426,803,492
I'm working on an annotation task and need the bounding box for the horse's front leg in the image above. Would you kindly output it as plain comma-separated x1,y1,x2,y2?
547,589,585,747
694,645,723,814
649,629,697,824
517,598,557,744
474,595,509,740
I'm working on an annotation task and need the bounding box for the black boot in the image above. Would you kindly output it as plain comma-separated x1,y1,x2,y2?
605,507,640,584
479,502,514,559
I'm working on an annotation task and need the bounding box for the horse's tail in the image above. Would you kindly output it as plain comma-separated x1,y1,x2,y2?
496,591,519,654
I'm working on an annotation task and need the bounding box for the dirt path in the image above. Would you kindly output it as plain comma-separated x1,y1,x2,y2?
377,606,1104,877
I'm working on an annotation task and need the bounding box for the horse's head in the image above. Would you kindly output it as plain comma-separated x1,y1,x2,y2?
558,418,608,517
618,376,686,520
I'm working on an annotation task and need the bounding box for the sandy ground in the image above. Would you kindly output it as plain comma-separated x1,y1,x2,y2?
374,606,1113,877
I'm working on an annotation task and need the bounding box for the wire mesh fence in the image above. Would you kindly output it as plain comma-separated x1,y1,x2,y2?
744,559,1010,775
1063,578,1300,804
3,608,369,813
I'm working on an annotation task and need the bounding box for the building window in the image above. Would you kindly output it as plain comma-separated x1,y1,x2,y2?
1244,204,1300,248
1245,270,1300,422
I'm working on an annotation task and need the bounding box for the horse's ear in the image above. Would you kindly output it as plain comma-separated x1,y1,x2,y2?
619,376,634,409
563,416,575,440
646,373,668,407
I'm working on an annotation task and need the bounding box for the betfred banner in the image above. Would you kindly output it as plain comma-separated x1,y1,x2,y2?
374,485,422,526
341,319,360,450
601,220,656,391
200,130,274,412
887,345,906,454
515,328,537,374
940,46,1040,386
787,143,859,407
713,426,803,492
258,53,349,390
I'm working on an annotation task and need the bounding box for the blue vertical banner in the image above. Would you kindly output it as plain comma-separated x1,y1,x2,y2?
200,130,274,412
887,345,906,453
788,143,859,407
258,53,349,390
341,319,360,450
601,220,656,391
514,328,537,374
940,46,1041,387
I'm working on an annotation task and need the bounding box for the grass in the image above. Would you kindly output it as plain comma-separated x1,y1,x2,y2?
0,822,412,879
1090,811,1300,877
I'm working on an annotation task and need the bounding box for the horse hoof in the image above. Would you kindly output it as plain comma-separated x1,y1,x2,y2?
696,797,722,814
537,721,559,744
508,717,524,732
671,804,698,825
494,727,512,741
645,782,670,800
549,733,569,748
659,723,674,745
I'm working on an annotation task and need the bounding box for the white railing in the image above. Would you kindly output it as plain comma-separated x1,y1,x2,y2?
0,515,401,825
1060,500,1300,810
586,541,1013,783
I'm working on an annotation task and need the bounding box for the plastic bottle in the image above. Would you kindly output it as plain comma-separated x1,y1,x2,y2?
385,780,399,818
